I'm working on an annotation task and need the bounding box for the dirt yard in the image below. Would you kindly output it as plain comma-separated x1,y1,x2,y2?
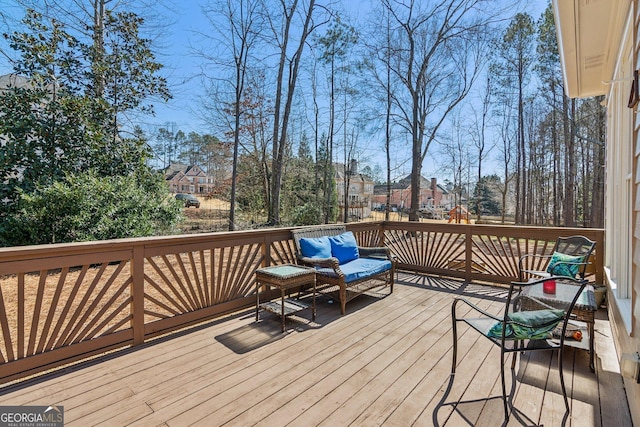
176,198,469,233
177,197,232,233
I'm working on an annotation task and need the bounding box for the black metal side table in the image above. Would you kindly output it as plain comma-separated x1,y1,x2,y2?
521,280,597,371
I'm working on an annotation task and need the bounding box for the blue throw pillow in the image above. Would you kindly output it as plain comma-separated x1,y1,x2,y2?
546,251,583,277
299,236,331,259
329,231,360,264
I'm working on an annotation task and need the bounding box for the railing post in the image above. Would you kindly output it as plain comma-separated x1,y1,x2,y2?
131,243,145,345
262,235,270,267
465,225,473,282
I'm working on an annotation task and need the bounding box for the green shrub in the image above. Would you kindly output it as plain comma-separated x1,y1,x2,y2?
290,202,323,226
0,171,182,246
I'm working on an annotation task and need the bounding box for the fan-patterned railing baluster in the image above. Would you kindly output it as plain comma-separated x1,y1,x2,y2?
397,230,413,264
472,235,513,278
35,268,68,354
146,257,191,314
270,239,296,265
386,229,404,262
409,232,421,266
144,288,180,319
514,237,524,271
187,252,206,309
27,273,47,356
220,246,236,302
228,243,262,299
221,246,237,302
517,238,553,277
496,237,527,279
501,236,520,277
417,232,426,266
210,249,217,305
231,244,262,301
81,279,131,339
214,247,225,304
504,237,520,277
56,263,109,347
144,274,183,318
168,254,198,310
471,235,497,275
199,251,210,307
0,278,12,362
425,231,438,267
536,239,554,270
64,262,130,345
17,273,24,359
44,265,89,352
353,228,380,247
432,232,465,269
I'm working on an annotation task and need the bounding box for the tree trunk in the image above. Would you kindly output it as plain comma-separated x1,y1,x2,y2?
269,0,316,226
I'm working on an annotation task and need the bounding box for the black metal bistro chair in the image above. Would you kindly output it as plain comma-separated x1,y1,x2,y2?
451,276,588,422
518,235,596,281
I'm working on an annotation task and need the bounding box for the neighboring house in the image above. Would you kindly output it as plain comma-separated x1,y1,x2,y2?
0,74,31,92
334,160,375,220
164,163,216,195
554,0,639,423
372,176,453,211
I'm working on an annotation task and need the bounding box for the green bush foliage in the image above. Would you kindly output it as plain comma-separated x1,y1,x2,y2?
0,171,182,246
290,202,324,226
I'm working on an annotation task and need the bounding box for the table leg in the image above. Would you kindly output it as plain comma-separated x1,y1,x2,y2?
589,317,595,372
281,288,285,332
312,278,316,322
256,280,260,322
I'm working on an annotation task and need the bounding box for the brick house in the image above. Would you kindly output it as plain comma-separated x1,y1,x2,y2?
334,160,375,220
372,176,452,211
164,163,216,195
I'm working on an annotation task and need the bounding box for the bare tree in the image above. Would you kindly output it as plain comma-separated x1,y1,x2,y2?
315,14,358,223
439,112,473,218
469,76,493,220
382,0,495,221
496,98,515,223
492,12,535,224
197,0,263,230
364,3,397,221
265,0,326,225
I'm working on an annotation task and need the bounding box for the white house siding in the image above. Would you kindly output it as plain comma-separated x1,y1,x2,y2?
554,0,639,422
606,2,640,424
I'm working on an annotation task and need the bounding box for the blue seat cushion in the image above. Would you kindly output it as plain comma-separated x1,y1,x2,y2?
299,236,332,259
328,231,360,264
316,257,392,283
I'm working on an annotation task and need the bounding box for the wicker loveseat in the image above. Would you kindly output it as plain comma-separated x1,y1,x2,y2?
291,225,395,315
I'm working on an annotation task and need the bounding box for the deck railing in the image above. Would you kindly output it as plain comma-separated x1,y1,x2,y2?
0,222,604,384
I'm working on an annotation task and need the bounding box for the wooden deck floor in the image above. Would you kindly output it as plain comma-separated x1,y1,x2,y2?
0,273,633,426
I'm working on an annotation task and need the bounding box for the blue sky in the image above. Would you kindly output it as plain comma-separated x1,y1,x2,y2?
1,0,551,178
149,1,550,143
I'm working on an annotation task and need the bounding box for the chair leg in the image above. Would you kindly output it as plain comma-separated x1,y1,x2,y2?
451,303,458,375
558,346,570,413
500,349,509,421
